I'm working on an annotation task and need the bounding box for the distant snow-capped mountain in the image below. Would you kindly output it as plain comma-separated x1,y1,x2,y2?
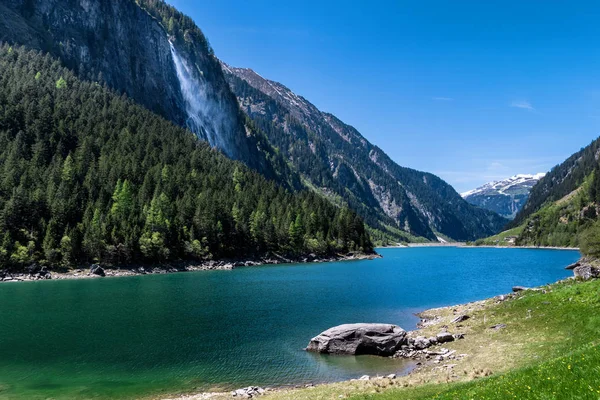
461,174,546,219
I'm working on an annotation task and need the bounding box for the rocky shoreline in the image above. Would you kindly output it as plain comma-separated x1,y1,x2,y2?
161,300,486,400
162,255,594,400
0,252,381,284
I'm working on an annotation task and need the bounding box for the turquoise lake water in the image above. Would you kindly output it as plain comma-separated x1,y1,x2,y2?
0,247,580,399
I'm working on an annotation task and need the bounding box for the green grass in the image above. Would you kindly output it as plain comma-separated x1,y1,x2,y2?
366,225,431,247
353,279,600,400
472,226,524,246
352,345,600,400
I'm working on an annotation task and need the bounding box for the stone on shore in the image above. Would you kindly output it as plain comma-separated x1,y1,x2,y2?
512,286,541,292
90,264,105,277
573,265,600,280
436,332,455,343
231,386,265,397
565,262,580,270
306,323,407,356
450,314,470,324
413,336,431,350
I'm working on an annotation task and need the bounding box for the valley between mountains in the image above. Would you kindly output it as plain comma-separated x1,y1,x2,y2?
0,0,512,272
2,1,600,400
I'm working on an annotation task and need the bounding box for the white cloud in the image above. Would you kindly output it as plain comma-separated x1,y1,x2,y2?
432,97,454,101
510,100,534,111
487,161,507,171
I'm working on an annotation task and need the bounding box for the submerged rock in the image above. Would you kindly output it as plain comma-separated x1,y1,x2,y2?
306,323,407,356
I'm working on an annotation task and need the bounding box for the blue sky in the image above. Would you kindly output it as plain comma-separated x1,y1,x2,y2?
169,0,600,193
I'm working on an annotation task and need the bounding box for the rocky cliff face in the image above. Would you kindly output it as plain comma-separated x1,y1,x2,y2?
0,0,260,166
222,63,509,242
0,0,508,242
1,0,184,123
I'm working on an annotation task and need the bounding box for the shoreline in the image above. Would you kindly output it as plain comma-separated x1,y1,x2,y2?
3,249,587,399
161,255,586,400
379,243,580,251
380,243,465,248
467,244,580,251
0,252,382,284
158,292,528,400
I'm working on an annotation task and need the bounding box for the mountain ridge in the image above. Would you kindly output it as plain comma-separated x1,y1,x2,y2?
0,44,373,269
1,0,509,245
472,136,600,249
461,173,546,219
221,62,509,243
0,0,301,187
509,137,600,229
461,174,546,198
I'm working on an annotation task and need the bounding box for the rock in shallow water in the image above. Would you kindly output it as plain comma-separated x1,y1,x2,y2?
306,323,406,356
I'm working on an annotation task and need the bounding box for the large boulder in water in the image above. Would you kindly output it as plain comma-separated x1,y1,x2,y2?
306,323,407,356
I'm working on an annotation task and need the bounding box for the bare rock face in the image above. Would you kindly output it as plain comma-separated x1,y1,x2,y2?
0,0,258,166
306,323,407,356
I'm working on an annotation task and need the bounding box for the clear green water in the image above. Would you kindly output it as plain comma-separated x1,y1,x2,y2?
0,247,579,399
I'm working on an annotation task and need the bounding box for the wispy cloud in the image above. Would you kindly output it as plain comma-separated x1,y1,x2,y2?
510,100,534,111
432,97,454,101
487,161,506,171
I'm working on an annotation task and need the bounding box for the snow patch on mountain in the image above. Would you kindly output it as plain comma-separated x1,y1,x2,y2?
461,173,546,219
461,173,546,198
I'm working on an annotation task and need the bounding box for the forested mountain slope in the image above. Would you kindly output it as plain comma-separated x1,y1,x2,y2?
0,0,508,245
222,64,508,242
509,169,600,249
0,0,298,185
509,137,600,229
475,135,600,250
0,45,372,270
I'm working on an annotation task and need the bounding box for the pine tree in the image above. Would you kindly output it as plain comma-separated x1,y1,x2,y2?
0,45,373,270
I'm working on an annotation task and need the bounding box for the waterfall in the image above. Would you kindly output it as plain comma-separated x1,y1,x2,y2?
169,42,233,156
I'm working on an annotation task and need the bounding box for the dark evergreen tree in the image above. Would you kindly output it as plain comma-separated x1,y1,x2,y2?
0,45,373,270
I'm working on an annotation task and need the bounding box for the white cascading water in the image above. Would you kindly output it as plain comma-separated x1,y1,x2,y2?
169,42,234,157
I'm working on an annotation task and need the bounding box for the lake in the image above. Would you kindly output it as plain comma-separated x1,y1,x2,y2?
0,247,579,399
